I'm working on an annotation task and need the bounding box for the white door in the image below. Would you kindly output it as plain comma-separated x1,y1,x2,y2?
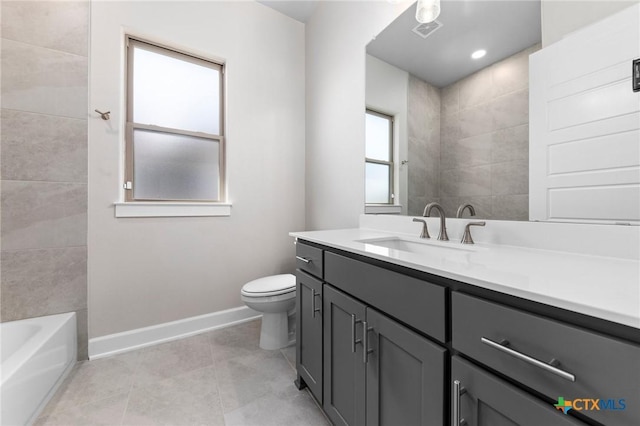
529,3,640,224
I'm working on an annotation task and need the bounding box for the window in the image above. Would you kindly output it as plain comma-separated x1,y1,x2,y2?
365,109,394,204
125,37,225,202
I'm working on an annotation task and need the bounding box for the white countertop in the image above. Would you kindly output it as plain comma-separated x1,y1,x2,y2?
290,228,640,330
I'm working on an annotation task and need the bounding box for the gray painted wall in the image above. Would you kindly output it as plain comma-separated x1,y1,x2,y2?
1,1,89,359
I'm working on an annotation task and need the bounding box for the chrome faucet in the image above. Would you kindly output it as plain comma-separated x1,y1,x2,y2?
412,218,430,239
461,222,486,244
423,202,449,241
456,203,476,218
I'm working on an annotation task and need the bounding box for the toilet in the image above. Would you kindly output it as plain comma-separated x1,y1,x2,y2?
241,274,296,350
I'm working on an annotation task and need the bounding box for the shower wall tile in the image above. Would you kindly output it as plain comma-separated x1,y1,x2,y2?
493,194,529,221
1,181,87,250
441,165,491,198
458,105,493,139
1,1,89,57
492,89,529,130
441,133,492,171
459,67,492,110
1,39,88,119
440,196,492,220
0,246,87,322
492,160,529,195
441,84,459,116
492,124,529,163
1,109,87,182
76,308,89,360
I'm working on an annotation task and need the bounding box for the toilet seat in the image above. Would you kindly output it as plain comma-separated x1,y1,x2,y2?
241,274,295,297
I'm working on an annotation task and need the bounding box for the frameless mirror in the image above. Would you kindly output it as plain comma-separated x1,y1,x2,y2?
365,0,541,220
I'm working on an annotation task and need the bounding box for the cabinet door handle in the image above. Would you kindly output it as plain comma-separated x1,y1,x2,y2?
452,380,467,426
351,314,362,353
296,256,311,264
481,337,576,382
362,321,374,364
311,289,321,318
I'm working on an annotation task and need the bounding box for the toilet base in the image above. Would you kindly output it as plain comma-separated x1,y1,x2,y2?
260,312,289,350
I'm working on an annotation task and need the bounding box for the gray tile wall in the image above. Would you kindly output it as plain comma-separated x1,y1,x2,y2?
1,1,89,359
407,75,441,216
439,44,540,220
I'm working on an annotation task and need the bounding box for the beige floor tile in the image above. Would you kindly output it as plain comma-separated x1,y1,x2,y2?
35,393,128,426
215,348,296,413
123,366,224,426
133,334,213,388
208,319,264,362
40,351,138,416
281,344,296,371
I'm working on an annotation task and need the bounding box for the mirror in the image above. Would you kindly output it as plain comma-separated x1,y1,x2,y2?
366,0,541,220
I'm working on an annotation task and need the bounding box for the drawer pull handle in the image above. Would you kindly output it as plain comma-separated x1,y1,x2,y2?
311,289,321,318
296,256,311,264
351,314,362,353
452,380,467,426
481,337,576,382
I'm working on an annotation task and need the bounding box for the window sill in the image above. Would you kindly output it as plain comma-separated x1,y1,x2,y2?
114,202,232,218
365,204,403,215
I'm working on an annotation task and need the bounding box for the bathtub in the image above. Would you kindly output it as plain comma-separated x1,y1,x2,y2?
1,312,77,426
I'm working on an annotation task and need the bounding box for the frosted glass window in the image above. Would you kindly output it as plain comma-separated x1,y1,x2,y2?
125,37,225,203
133,129,219,200
132,45,220,134
366,163,391,204
366,112,391,162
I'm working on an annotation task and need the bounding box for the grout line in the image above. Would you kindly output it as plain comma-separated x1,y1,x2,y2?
1,37,89,59
0,107,89,122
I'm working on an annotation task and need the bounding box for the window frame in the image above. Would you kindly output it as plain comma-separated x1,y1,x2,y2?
365,108,394,205
124,36,226,203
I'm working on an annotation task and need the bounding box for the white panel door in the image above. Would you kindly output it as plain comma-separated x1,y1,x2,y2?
529,3,640,224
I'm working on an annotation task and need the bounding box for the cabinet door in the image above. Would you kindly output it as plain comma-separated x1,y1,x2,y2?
452,356,587,426
296,270,323,403
365,308,446,426
323,285,366,426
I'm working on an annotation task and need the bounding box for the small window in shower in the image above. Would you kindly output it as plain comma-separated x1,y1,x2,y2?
125,36,225,202
365,109,394,204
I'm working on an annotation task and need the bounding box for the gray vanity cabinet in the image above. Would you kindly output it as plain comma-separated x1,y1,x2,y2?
323,285,367,426
365,308,445,426
323,285,445,426
452,356,586,426
296,270,323,403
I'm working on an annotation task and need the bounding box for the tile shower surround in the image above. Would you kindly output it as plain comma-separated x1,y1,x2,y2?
407,44,540,220
0,1,89,359
35,320,329,426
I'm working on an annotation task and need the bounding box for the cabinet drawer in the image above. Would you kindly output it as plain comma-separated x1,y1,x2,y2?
325,252,445,342
452,292,640,426
296,241,323,279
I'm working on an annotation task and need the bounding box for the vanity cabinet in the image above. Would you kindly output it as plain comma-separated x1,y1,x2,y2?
452,356,585,426
296,270,323,403
323,285,445,426
295,241,325,403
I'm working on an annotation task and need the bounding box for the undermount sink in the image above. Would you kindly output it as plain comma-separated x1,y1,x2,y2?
356,236,479,257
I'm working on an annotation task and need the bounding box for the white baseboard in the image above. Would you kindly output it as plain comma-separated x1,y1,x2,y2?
88,306,260,360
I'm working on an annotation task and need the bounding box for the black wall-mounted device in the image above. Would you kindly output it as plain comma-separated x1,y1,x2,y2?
633,58,640,92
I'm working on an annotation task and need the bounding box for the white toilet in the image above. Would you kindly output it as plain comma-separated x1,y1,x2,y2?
241,274,296,350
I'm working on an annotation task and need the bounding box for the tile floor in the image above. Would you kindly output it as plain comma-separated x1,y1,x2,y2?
36,319,330,426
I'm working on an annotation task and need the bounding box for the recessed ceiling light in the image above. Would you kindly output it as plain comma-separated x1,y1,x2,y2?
471,49,487,59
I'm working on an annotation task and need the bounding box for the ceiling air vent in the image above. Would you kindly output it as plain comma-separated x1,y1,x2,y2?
412,20,443,39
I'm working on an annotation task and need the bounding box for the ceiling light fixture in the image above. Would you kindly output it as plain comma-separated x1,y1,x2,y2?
471,49,487,59
415,0,441,24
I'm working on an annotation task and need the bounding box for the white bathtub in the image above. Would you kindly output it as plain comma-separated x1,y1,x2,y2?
0,312,77,426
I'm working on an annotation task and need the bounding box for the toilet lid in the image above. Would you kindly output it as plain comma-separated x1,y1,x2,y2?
241,274,296,297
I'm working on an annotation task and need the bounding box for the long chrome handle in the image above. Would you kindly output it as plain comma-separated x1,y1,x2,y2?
351,314,362,353
481,337,576,382
311,290,321,318
296,256,311,264
362,322,374,363
452,380,467,426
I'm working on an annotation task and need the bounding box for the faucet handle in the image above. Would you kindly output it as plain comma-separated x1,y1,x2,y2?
412,218,430,239
461,221,485,245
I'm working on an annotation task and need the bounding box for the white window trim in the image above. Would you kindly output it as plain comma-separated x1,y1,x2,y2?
114,202,231,218
365,204,403,215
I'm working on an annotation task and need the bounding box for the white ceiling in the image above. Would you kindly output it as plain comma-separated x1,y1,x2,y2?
367,1,542,88
257,0,319,23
